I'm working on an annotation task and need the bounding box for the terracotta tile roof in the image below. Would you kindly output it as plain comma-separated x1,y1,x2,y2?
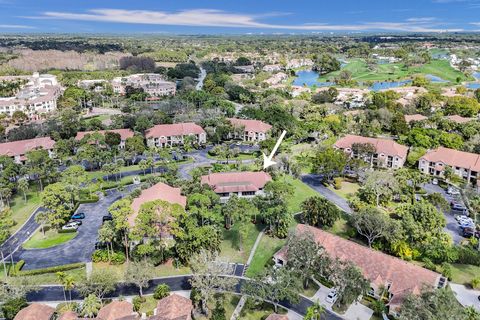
334,134,408,159
0,137,55,157
57,311,78,320
97,300,134,320
444,115,476,124
145,123,205,138
421,147,480,172
404,114,428,123
265,314,289,320
75,129,134,141
154,294,193,320
200,171,272,194
129,182,186,226
277,225,441,308
228,118,272,133
14,303,55,320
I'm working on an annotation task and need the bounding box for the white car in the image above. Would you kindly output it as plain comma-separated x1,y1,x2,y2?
447,187,460,195
62,222,79,231
325,288,338,304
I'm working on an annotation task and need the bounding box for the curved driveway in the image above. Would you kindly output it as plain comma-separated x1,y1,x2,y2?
301,174,353,214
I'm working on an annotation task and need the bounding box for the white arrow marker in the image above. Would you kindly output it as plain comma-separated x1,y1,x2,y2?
262,130,287,170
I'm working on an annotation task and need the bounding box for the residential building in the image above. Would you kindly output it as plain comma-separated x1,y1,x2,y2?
153,294,193,320
380,86,427,107
334,134,409,169
75,128,134,149
228,118,272,142
0,137,55,164
444,115,476,124
286,58,314,69
97,300,135,320
57,311,77,320
264,72,288,86
418,147,480,184
0,73,62,119
234,65,255,73
14,303,55,320
129,182,187,227
77,79,108,92
112,73,176,97
317,87,369,109
145,123,206,148
262,64,283,72
404,114,428,124
274,225,445,316
201,171,272,202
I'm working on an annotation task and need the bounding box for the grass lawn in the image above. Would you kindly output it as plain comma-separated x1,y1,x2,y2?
326,215,352,239
241,300,287,320
93,260,191,280
0,267,86,284
22,227,77,249
327,181,360,200
413,60,471,82
219,223,264,263
302,281,320,298
9,190,41,234
450,264,480,286
207,153,257,161
245,234,286,278
196,293,241,320
282,176,320,213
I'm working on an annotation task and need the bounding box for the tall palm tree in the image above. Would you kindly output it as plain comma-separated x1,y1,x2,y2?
304,301,326,320
17,178,29,203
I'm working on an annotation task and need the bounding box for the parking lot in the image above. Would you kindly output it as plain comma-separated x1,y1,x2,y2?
13,186,136,270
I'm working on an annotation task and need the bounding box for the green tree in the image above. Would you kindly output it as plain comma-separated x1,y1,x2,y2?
80,294,102,318
125,261,153,297
304,301,326,320
350,207,394,248
0,208,14,243
57,272,75,302
301,196,340,228
61,165,90,205
361,171,400,207
210,299,227,320
41,182,74,230
125,135,146,156
329,260,369,309
1,297,27,320
97,221,116,262
108,199,133,261
153,284,170,300
311,147,347,181
77,268,118,299
25,148,56,191
16,178,29,203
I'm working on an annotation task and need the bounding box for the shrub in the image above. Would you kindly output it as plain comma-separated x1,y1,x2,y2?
471,277,480,289
422,258,436,271
441,262,453,280
132,296,145,312
456,246,480,266
110,252,126,265
56,302,79,314
153,284,170,300
333,177,342,190
79,195,99,204
58,228,77,234
2,297,28,320
9,260,25,276
92,250,109,263
13,263,84,276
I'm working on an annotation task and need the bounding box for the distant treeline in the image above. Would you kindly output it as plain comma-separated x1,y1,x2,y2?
0,39,124,53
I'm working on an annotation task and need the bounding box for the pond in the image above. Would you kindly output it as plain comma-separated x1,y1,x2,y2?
472,72,480,81
465,82,480,89
425,74,448,83
293,70,334,87
369,80,412,91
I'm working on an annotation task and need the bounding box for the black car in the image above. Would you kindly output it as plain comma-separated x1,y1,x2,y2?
102,215,113,222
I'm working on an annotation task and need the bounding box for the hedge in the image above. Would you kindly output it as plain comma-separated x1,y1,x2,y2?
57,229,78,234
78,195,99,204
9,260,25,276
11,262,85,277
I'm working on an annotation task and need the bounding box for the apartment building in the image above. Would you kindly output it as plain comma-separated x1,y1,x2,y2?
334,134,409,169
75,128,134,149
228,118,272,142
145,123,206,148
0,73,62,119
112,73,176,97
0,137,55,164
419,147,480,184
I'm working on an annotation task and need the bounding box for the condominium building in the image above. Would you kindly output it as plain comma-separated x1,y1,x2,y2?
112,73,176,97
228,118,272,142
145,123,206,148
419,147,480,184
0,137,55,164
334,134,409,169
0,73,62,119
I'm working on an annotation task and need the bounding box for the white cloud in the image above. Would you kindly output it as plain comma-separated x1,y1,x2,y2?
23,8,463,32
0,24,34,29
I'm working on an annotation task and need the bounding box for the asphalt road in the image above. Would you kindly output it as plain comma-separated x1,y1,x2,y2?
301,174,353,214
11,185,137,270
27,275,342,320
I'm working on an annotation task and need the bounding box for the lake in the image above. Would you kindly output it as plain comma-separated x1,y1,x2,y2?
369,80,412,91
466,82,480,89
293,70,334,87
426,74,448,83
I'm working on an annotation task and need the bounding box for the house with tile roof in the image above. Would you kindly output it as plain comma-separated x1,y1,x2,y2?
404,114,428,124
201,171,272,202
14,303,55,320
152,294,193,320
75,129,134,149
0,136,55,164
419,147,480,185
228,118,272,142
129,182,187,228
145,123,206,148
273,224,444,316
444,114,476,124
97,300,135,320
334,134,409,169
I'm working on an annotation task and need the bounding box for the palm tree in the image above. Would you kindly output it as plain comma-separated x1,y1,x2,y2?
304,301,326,320
139,159,148,176
17,178,29,203
56,272,68,302
81,294,102,318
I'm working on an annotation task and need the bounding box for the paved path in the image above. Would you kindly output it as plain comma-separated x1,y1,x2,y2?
450,283,480,311
10,185,136,270
230,295,247,320
26,275,342,320
301,174,353,214
195,67,207,90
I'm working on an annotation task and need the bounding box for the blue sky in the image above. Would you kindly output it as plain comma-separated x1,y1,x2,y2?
1,0,480,33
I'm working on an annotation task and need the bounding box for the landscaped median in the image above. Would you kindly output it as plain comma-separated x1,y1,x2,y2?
22,227,77,249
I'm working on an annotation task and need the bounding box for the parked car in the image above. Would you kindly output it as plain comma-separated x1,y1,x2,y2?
69,220,82,226
62,222,79,231
71,212,85,219
447,187,460,195
432,178,438,185
462,227,478,238
326,288,338,304
95,241,108,249
102,215,113,223
455,215,470,222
